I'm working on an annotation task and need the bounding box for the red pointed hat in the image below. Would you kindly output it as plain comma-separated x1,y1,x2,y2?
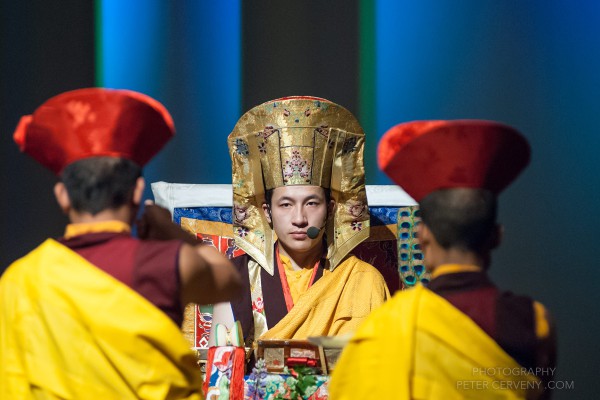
377,120,531,202
13,88,175,175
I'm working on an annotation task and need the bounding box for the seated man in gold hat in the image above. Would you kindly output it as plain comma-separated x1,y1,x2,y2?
0,88,241,399
227,96,390,349
330,120,557,399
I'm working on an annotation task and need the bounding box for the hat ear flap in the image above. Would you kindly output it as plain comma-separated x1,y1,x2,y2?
13,115,32,150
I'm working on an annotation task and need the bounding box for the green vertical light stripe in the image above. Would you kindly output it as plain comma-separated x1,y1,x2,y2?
359,0,376,183
94,0,104,86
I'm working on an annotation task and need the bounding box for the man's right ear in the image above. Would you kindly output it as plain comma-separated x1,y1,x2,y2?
417,223,432,246
132,176,145,206
262,203,272,224
53,182,71,214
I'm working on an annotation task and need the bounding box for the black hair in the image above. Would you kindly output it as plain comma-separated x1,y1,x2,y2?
60,157,142,215
419,188,497,253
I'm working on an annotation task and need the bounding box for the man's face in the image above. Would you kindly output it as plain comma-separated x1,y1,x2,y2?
263,185,333,258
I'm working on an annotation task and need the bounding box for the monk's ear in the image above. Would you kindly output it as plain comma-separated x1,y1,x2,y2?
327,198,336,216
262,203,272,224
54,182,71,214
132,177,145,206
417,223,432,246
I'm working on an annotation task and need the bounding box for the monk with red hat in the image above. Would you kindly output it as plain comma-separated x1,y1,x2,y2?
330,120,557,399
0,88,241,399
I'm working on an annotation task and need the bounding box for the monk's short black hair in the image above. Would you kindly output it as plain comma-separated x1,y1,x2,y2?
419,188,497,253
61,157,142,215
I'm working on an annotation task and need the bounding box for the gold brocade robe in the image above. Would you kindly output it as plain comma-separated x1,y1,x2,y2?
0,239,203,399
329,284,542,400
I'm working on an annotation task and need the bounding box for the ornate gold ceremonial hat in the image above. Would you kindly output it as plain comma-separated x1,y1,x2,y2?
228,96,370,274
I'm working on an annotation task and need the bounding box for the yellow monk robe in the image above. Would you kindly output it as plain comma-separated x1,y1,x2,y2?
261,255,390,340
279,252,332,304
0,239,203,399
329,284,543,400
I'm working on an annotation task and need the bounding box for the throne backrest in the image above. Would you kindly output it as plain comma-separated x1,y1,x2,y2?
151,182,428,348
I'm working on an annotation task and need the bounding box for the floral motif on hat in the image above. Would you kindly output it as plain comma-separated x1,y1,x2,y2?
282,150,311,184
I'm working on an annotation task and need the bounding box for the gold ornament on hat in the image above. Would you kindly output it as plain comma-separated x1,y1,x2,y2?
228,97,370,274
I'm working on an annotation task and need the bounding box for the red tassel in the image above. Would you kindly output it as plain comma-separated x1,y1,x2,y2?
203,347,217,396
229,347,246,400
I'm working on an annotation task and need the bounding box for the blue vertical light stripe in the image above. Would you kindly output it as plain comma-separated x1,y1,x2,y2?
96,1,168,92
96,1,241,190
374,1,458,184
164,1,241,185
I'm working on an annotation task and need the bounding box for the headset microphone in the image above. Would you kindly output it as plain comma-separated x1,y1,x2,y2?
307,225,324,240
